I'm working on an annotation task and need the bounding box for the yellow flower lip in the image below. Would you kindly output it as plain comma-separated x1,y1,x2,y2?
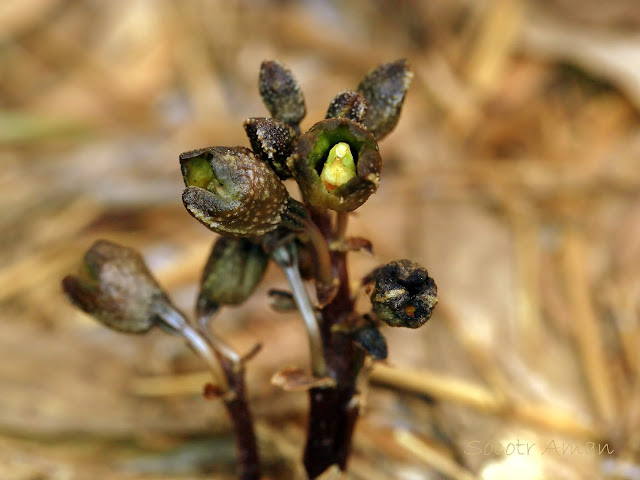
320,142,357,192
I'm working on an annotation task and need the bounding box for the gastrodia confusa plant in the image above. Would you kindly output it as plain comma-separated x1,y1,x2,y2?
62,58,436,480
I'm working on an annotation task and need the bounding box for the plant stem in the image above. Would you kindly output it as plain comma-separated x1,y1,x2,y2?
219,358,261,480
197,313,242,365
272,244,327,377
303,209,362,478
195,313,261,480
157,304,260,479
335,211,349,239
154,303,229,392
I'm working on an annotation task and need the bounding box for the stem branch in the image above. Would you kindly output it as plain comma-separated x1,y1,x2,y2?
154,303,229,392
272,244,327,377
302,218,334,287
155,304,260,480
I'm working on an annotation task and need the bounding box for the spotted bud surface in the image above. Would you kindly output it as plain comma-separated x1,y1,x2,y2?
371,259,437,328
62,240,169,334
180,146,289,238
325,90,367,123
357,59,413,140
259,60,306,128
243,117,296,179
197,237,269,315
288,117,381,212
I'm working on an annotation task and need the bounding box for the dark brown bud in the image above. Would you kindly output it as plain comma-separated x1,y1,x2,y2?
287,118,382,212
357,59,413,140
259,60,306,129
62,240,170,334
353,325,388,360
180,146,290,238
243,117,296,179
371,259,437,328
325,90,367,123
197,236,269,316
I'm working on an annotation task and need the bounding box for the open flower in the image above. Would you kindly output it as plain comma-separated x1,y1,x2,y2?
62,240,173,334
370,259,438,328
287,117,382,212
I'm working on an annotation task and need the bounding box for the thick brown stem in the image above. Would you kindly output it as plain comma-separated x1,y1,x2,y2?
304,385,357,478
303,209,361,478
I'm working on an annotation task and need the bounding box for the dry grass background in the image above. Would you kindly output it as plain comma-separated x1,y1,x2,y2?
2,0,640,478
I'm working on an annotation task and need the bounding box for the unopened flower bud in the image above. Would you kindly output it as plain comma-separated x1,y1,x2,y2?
180,146,292,238
357,59,413,140
288,118,381,212
371,259,437,328
353,325,388,360
62,240,171,334
197,236,269,316
325,90,367,123
259,60,306,129
243,117,296,179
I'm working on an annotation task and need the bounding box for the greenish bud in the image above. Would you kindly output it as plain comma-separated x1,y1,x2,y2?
62,240,171,334
288,117,382,212
357,59,413,140
197,237,269,316
371,259,437,328
320,142,356,192
180,146,290,238
259,60,306,129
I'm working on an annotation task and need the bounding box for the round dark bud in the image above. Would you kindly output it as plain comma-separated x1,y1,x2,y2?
243,117,296,179
353,326,388,360
371,259,437,328
326,90,367,123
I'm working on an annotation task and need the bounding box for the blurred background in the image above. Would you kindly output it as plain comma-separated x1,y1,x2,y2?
2,0,640,478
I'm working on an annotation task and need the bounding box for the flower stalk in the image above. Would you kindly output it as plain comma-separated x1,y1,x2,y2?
272,243,327,377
